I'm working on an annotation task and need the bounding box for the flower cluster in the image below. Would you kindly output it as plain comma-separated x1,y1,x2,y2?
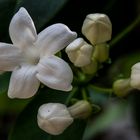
0,7,114,136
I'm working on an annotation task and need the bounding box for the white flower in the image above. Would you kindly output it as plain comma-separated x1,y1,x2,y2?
65,38,93,67
0,7,77,99
37,103,73,135
130,62,140,89
82,13,112,45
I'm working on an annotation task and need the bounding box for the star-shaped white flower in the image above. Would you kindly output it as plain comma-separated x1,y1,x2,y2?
0,7,77,99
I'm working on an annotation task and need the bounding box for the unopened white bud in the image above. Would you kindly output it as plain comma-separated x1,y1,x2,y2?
82,13,112,45
37,103,73,135
130,63,140,89
68,100,92,119
93,43,109,63
113,78,132,97
65,38,93,67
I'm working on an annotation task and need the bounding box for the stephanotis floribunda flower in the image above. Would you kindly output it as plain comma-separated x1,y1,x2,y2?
0,7,77,99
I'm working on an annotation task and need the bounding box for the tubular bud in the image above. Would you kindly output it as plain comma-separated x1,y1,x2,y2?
93,43,109,63
68,100,92,119
81,57,98,74
113,78,132,97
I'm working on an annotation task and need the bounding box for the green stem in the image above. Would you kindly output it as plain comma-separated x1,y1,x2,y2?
89,84,113,94
109,16,140,47
73,73,93,87
65,87,78,105
82,88,88,100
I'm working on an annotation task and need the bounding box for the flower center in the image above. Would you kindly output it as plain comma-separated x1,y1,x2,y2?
23,47,40,65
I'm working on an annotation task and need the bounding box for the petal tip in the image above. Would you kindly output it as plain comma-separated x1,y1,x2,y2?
53,23,77,38
18,7,28,15
65,85,73,91
72,31,77,38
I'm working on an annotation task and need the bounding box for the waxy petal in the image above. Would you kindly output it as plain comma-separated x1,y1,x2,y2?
131,63,140,89
0,43,23,71
9,7,37,49
8,65,40,99
36,56,73,91
36,23,77,56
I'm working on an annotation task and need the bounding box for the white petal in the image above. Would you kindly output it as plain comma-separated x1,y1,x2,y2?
36,56,73,91
9,7,37,49
0,43,23,71
8,65,40,99
39,117,73,135
130,63,140,89
36,23,77,56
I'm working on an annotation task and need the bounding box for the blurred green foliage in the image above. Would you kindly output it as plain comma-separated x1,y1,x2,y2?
83,101,128,140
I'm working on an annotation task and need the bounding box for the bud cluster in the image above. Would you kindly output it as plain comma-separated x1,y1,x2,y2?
66,13,112,74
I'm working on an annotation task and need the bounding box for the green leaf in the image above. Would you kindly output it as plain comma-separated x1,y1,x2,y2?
0,92,30,114
83,101,128,140
0,72,11,94
0,73,30,114
15,0,69,30
9,88,86,140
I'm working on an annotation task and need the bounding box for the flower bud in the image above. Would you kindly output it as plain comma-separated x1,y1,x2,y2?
65,38,93,67
130,63,140,89
93,43,109,63
37,103,73,135
82,13,112,45
81,58,98,74
68,100,92,119
113,78,132,97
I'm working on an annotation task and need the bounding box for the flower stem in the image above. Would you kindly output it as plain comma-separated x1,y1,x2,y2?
89,84,113,94
65,87,78,105
82,88,88,101
109,16,140,47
